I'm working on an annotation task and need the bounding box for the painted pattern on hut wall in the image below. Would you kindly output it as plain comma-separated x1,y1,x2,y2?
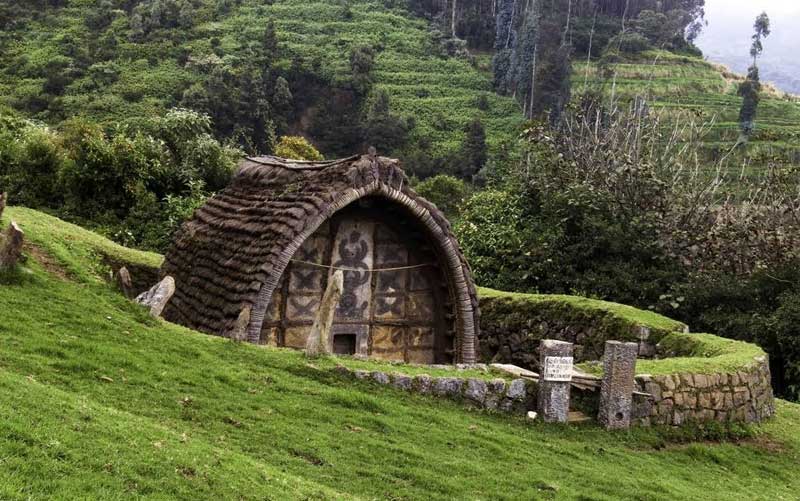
260,209,443,363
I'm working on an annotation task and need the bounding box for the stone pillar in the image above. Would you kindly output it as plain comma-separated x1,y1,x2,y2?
598,341,639,430
0,221,24,270
537,340,573,423
115,267,134,299
305,270,344,357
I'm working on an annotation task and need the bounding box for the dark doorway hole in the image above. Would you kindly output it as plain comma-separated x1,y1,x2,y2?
333,334,357,355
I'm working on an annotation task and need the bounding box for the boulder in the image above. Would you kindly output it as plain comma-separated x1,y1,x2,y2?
464,378,488,404
391,373,413,391
135,276,176,318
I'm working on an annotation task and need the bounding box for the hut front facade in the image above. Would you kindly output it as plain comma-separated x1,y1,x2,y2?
161,153,480,364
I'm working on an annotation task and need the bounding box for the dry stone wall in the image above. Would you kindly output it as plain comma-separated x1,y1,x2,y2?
632,357,775,426
334,365,537,414
477,292,684,368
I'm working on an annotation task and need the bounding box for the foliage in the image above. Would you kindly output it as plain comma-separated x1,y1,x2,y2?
0,109,237,252
458,102,800,398
274,136,323,161
737,12,770,142
413,174,470,219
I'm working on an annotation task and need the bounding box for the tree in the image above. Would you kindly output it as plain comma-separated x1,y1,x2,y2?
738,12,770,142
750,12,771,66
361,91,410,154
458,117,487,179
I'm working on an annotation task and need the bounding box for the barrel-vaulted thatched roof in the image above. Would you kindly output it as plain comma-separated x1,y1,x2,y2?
160,152,480,363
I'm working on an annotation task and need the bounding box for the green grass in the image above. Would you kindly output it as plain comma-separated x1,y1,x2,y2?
574,50,800,171
478,286,687,334
4,206,162,283
635,333,767,377
3,208,800,499
316,355,508,380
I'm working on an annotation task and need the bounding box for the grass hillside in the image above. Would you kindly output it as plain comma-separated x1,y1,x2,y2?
3,207,800,500
575,50,800,173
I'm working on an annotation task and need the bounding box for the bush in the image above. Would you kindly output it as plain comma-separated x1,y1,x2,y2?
0,117,64,208
274,136,323,161
0,110,237,252
414,175,470,219
605,32,652,55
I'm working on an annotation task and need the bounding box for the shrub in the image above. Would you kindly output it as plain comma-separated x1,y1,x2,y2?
414,175,470,219
274,136,323,161
605,32,651,55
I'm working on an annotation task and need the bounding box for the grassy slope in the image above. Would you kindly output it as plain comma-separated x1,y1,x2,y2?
2,208,800,500
0,0,523,156
574,50,800,172
479,286,687,334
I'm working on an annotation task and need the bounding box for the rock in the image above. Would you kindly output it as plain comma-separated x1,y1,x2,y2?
598,341,638,430
505,379,527,400
305,270,344,357
526,411,538,420
538,340,573,424
433,377,463,397
0,221,24,270
465,378,488,403
115,267,134,299
414,374,432,394
353,370,370,380
391,373,412,391
135,276,176,318
0,192,6,220
229,306,251,342
371,371,390,385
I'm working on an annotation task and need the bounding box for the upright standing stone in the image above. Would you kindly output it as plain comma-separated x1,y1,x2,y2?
135,276,176,318
0,221,24,270
115,267,134,299
305,270,344,357
0,192,6,220
538,340,573,423
598,341,639,430
229,306,251,343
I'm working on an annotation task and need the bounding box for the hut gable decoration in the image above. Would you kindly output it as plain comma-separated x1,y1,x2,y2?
160,153,480,364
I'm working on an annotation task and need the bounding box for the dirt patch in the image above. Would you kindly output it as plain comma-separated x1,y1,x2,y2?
24,242,71,281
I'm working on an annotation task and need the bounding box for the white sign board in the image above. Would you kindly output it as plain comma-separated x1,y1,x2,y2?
543,356,573,382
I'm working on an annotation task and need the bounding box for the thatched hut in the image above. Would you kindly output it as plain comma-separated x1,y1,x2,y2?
161,153,480,364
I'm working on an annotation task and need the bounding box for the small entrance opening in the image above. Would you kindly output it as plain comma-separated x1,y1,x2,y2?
333,334,357,355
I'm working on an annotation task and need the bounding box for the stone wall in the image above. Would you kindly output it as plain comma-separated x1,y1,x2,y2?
333,365,537,414
478,292,686,368
632,357,775,426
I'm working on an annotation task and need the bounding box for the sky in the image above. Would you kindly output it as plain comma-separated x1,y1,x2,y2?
695,0,800,94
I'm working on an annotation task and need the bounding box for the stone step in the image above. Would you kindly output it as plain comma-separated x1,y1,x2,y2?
568,411,593,424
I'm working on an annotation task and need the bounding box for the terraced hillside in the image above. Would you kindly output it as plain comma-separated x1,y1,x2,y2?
231,1,525,153
575,50,800,170
0,0,523,156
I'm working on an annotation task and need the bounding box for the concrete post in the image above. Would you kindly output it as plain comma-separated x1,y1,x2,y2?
538,340,573,423
598,341,639,430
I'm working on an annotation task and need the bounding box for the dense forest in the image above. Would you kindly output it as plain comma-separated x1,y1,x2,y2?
2,0,800,402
